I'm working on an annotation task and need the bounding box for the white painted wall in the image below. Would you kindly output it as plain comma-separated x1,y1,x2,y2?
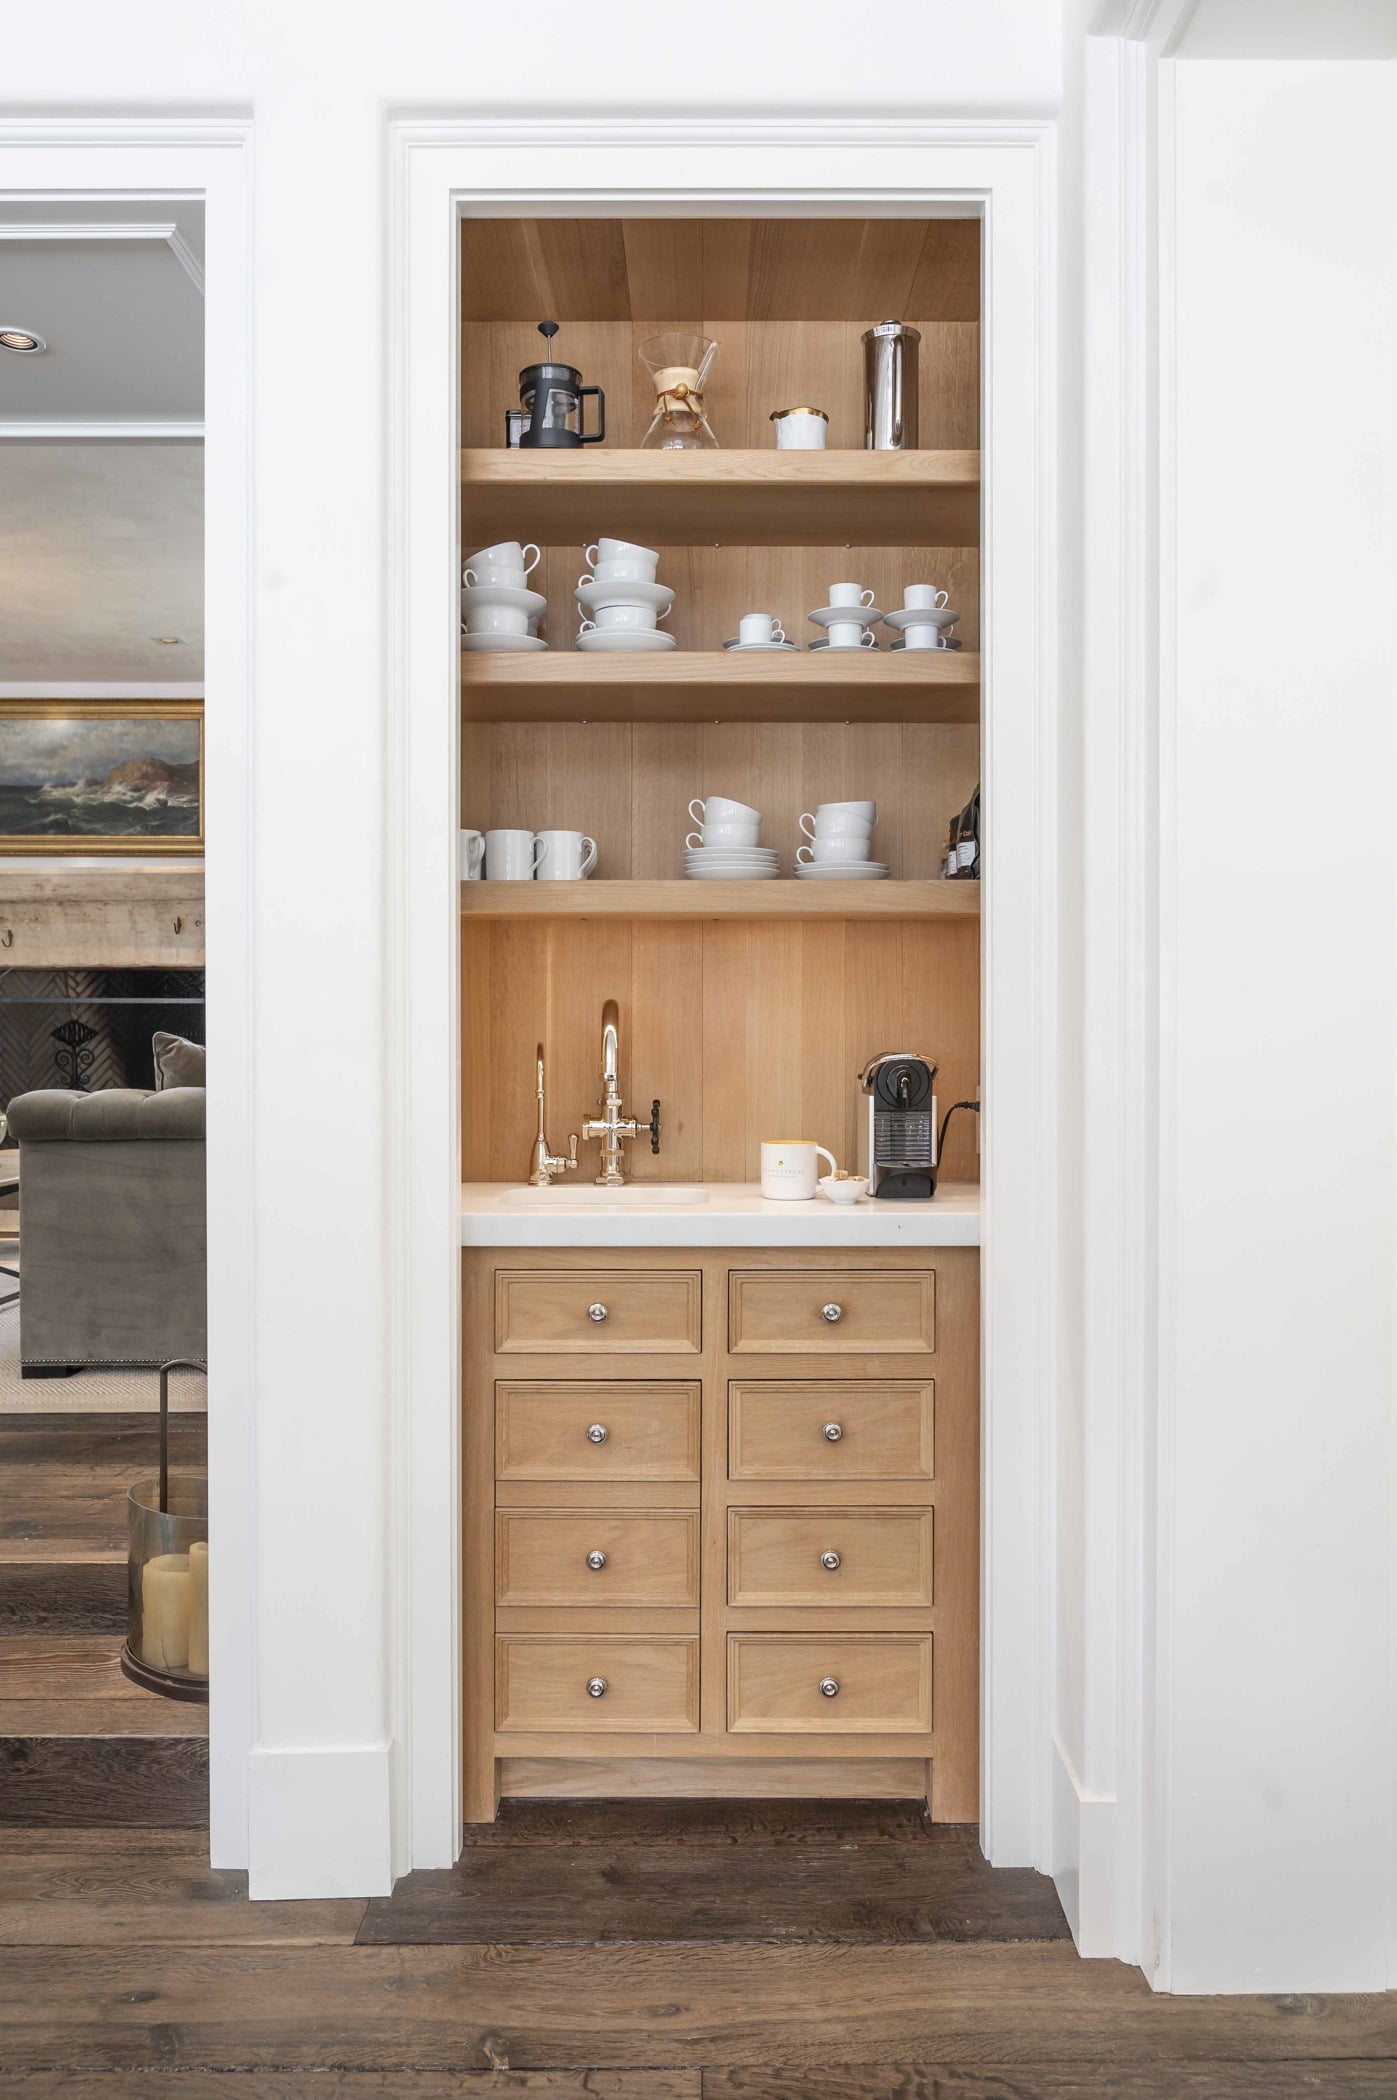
1162,56,1397,1991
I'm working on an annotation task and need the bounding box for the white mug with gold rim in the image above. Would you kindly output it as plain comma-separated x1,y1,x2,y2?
760,1139,838,1201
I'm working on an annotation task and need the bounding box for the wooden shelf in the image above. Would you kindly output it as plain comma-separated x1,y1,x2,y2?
460,449,980,549
0,866,205,967
460,879,979,921
460,648,980,725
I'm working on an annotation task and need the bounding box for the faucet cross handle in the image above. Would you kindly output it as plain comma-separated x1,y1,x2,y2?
650,1099,662,1154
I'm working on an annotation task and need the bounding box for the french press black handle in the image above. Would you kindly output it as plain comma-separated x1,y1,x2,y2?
580,385,606,446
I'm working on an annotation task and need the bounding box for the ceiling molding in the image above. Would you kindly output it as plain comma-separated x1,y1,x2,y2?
0,217,205,297
164,226,205,295
0,420,203,439
0,681,204,700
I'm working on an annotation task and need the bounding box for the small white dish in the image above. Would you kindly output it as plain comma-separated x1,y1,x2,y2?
575,578,675,617
883,605,958,632
891,637,962,651
793,861,889,879
722,638,799,652
819,1174,869,1207
684,864,780,880
459,632,549,653
575,629,677,653
460,583,547,621
807,604,885,629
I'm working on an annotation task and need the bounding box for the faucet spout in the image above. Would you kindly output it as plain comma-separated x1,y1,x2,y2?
601,999,619,1090
580,998,651,1188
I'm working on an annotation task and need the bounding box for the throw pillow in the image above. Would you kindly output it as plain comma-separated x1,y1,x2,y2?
152,1031,207,1091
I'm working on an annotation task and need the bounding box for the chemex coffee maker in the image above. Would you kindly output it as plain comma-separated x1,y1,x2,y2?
858,1052,940,1200
513,322,606,449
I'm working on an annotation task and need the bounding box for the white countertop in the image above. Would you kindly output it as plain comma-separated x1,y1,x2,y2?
459,1180,980,1248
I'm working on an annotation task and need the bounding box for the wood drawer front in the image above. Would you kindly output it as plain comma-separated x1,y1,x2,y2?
728,1269,935,1355
727,1508,933,1608
496,1635,699,1733
496,1510,700,1607
495,1270,702,1354
729,1380,935,1481
728,1633,933,1734
496,1382,702,1482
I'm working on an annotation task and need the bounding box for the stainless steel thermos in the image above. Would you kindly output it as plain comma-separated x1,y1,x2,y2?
862,320,921,450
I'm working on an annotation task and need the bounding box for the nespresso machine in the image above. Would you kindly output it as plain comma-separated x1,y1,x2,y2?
858,1052,940,1199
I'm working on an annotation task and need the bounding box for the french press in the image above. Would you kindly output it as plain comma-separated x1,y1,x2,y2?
516,322,606,449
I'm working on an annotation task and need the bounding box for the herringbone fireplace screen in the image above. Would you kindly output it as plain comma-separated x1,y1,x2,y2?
0,969,204,1112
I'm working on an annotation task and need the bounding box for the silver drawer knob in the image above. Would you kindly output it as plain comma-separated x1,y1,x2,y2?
586,1549,608,1572
587,1302,609,1323
586,1676,607,1698
819,1676,840,1699
822,1421,843,1442
820,1302,843,1323
586,1423,608,1444
820,1549,842,1571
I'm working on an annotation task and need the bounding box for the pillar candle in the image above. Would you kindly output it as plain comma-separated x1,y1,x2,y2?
187,1540,209,1677
141,1552,191,1670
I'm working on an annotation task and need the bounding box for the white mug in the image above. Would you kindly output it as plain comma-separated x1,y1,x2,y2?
739,613,786,646
760,1139,838,1202
827,620,876,649
467,540,539,577
829,582,876,608
465,603,530,637
690,796,760,826
535,829,598,880
798,836,870,865
459,828,485,881
485,828,545,881
594,602,662,631
903,584,950,611
586,538,656,569
901,623,946,650
772,408,828,451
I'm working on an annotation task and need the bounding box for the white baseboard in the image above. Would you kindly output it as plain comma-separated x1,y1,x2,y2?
1052,1733,1133,1964
247,1742,395,1900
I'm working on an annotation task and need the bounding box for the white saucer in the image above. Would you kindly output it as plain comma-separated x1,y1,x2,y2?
576,629,677,653
460,632,549,653
809,638,880,651
807,604,885,629
891,637,961,652
883,605,958,632
460,583,547,620
685,864,780,881
575,578,675,617
794,861,889,879
722,638,799,652
684,855,778,869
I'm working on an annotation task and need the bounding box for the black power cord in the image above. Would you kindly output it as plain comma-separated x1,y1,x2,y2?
937,1099,980,1164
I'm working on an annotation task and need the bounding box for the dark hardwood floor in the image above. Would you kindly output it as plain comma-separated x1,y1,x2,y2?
2,1412,1395,2095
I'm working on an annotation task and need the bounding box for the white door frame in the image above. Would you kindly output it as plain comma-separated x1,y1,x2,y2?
0,120,254,1868
387,119,1059,1878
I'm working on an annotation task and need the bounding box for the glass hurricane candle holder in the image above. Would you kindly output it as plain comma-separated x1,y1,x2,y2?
120,1359,208,1702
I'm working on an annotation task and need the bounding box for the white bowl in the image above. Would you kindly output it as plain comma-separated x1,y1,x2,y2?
819,1174,869,1206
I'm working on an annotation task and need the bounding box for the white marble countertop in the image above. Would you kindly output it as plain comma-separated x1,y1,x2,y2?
459,1180,980,1248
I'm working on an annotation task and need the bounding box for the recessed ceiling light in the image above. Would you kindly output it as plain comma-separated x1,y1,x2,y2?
153,636,184,646
0,328,46,354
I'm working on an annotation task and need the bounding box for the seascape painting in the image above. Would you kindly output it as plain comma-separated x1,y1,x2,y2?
0,705,203,854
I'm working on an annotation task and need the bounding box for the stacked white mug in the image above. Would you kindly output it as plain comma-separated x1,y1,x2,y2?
478,827,598,881
683,795,778,881
461,540,547,653
575,538,676,653
807,580,883,651
884,582,959,652
794,800,889,881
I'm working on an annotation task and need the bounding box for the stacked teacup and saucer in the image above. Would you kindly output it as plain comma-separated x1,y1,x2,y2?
884,584,960,651
723,612,796,653
793,800,888,882
461,539,548,653
575,538,676,653
806,581,885,652
684,796,778,882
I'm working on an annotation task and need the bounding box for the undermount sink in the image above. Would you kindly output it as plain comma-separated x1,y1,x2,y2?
499,1183,711,1209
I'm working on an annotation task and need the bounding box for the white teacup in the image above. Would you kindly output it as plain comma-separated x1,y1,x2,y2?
760,1139,838,1202
535,829,598,881
590,558,658,586
690,796,760,826
827,620,876,649
586,538,656,569
810,800,877,827
829,582,876,608
466,604,530,637
459,828,485,881
901,623,946,650
772,408,828,450
739,613,786,646
467,540,539,578
903,584,950,611
484,828,544,881
688,820,761,849
594,602,659,632
464,564,526,590
797,836,870,865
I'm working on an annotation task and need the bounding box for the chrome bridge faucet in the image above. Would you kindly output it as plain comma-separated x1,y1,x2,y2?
580,999,661,1187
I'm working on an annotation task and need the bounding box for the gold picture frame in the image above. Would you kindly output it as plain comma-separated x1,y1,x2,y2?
0,700,204,856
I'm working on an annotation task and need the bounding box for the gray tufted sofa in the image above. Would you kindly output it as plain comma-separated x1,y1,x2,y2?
6,1035,206,1376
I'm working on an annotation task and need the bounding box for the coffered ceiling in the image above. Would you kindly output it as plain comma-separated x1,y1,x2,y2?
0,202,204,682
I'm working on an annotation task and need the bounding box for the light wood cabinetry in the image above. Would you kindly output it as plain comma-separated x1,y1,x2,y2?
463,1244,978,1821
